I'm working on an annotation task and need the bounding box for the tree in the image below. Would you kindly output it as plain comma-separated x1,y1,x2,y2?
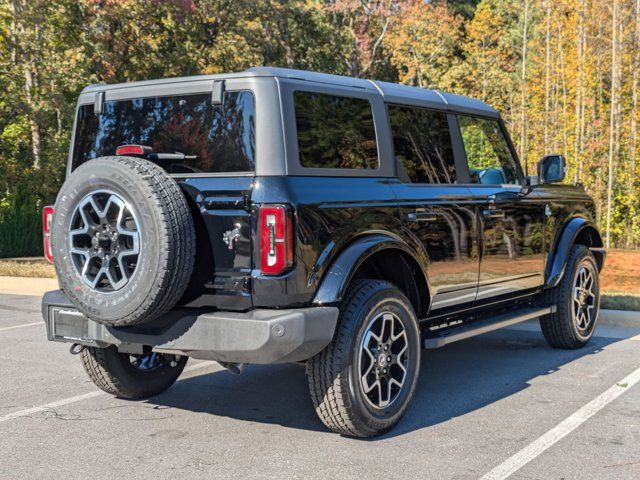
386,0,463,89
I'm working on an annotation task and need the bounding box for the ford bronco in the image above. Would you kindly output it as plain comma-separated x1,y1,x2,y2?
42,67,605,437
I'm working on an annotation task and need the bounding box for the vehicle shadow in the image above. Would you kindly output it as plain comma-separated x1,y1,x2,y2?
147,329,620,438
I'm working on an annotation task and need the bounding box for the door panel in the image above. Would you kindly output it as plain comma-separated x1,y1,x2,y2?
455,114,544,301
468,185,545,300
392,184,479,312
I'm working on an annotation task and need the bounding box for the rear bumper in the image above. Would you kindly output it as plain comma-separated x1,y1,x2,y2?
42,290,339,364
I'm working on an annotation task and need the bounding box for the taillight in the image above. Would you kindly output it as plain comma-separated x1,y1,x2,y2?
43,205,54,263
259,205,293,275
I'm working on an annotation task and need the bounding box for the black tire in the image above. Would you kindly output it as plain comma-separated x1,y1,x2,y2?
540,244,600,349
52,156,195,327
306,280,421,437
80,346,187,399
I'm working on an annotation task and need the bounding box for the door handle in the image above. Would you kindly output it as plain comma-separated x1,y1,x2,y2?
407,211,437,223
482,208,505,219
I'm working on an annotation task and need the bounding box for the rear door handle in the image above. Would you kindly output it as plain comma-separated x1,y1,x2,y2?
482,208,505,219
407,211,437,223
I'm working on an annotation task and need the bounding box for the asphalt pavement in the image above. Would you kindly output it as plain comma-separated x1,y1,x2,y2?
1,293,639,479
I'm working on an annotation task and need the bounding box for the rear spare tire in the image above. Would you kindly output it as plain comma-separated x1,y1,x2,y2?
52,156,195,327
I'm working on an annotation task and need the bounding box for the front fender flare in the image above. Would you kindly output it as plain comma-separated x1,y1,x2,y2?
312,234,430,307
546,217,604,288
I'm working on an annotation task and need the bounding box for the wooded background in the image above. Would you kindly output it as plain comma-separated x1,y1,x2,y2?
1,0,638,256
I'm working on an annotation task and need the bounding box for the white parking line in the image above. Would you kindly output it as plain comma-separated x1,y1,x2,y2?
481,365,640,480
0,322,42,332
0,359,218,424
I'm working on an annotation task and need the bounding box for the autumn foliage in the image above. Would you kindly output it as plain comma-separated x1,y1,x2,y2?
1,0,639,255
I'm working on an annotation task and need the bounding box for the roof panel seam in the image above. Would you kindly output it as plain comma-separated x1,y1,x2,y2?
367,80,385,98
432,90,449,105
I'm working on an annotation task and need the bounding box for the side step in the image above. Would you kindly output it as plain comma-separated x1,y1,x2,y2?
423,305,556,349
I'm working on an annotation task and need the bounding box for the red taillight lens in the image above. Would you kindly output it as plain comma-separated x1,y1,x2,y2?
259,205,293,275
116,144,150,156
43,205,54,263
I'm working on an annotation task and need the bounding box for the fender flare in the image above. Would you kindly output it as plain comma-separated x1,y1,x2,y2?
312,234,431,307
546,217,605,288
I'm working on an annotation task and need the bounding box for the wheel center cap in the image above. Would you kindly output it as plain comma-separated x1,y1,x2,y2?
96,233,112,251
378,353,388,367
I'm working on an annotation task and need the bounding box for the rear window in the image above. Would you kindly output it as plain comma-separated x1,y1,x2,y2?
294,91,378,169
72,91,256,173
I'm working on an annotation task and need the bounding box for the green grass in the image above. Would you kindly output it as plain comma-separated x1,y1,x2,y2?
0,259,56,278
600,292,640,312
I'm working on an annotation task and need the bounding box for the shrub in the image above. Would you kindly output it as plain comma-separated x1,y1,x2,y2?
0,187,43,258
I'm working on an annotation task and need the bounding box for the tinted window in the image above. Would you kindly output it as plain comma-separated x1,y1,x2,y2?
294,91,378,169
458,115,518,185
388,105,456,183
72,91,256,173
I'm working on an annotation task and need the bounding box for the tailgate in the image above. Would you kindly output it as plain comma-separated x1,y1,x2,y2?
177,176,254,310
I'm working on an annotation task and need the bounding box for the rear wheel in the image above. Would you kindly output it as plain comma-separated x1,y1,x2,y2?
306,280,421,437
80,346,187,399
540,244,600,349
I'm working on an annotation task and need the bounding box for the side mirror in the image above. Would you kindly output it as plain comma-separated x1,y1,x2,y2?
537,154,566,184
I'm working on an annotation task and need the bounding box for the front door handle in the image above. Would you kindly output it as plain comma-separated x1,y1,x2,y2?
407,211,437,223
482,208,505,220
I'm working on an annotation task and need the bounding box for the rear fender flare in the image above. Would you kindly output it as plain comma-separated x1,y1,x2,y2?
546,217,604,288
312,234,431,306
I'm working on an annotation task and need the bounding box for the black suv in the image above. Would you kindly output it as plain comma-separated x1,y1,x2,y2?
42,67,605,437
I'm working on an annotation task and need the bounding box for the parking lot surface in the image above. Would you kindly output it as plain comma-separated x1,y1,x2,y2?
1,293,639,479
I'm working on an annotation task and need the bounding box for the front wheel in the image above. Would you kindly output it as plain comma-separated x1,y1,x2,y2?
540,244,600,349
80,346,187,399
306,280,421,437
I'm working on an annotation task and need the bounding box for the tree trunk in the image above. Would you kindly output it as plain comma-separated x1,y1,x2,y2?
627,0,639,248
606,0,619,249
544,1,551,147
11,0,41,171
519,0,530,173
574,0,585,182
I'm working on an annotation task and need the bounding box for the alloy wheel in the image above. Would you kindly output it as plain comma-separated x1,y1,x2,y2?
572,260,597,332
358,312,409,409
68,190,140,291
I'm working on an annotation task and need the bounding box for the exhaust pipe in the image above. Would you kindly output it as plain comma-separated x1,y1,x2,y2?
218,361,245,375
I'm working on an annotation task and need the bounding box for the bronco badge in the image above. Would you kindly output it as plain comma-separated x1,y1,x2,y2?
223,223,242,250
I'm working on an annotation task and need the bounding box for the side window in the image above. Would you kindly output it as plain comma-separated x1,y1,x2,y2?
458,115,519,185
388,105,456,184
294,91,378,169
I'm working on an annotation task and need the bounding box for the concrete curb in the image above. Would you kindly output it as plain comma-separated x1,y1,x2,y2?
598,309,640,328
508,309,640,340
0,276,59,297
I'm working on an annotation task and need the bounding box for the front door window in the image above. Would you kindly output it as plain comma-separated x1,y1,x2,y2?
458,116,519,185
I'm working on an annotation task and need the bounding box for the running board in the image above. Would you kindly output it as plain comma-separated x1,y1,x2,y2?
423,305,556,349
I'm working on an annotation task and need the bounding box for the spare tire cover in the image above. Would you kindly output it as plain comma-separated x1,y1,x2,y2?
52,156,195,327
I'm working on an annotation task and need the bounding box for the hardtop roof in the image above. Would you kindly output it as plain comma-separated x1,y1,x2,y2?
81,66,498,116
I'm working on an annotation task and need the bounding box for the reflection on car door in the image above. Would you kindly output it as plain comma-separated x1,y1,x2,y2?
388,105,479,314
456,115,545,302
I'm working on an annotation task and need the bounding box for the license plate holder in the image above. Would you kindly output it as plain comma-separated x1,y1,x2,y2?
51,308,89,341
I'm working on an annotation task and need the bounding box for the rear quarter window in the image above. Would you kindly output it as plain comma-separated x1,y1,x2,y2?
293,91,378,169
72,91,256,174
